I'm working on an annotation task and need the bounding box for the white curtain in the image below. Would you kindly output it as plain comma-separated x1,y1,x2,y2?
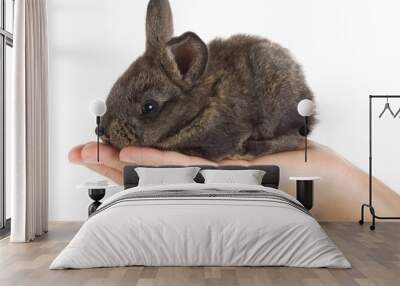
9,0,49,242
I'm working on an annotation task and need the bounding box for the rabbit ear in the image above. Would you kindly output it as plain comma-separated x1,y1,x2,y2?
146,0,174,50
166,32,208,86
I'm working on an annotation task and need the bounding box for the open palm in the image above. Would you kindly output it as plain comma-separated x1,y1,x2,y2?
69,141,400,222
69,143,262,185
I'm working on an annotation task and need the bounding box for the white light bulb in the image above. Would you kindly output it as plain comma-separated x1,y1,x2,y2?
297,99,315,117
89,99,107,117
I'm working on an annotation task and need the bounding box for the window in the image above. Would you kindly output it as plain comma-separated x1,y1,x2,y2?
0,0,14,236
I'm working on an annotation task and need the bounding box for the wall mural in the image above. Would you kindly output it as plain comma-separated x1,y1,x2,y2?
69,0,400,222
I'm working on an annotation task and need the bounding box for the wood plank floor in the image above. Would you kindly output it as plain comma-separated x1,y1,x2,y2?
0,222,399,286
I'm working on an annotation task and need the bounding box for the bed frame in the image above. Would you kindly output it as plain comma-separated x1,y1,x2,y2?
123,165,280,189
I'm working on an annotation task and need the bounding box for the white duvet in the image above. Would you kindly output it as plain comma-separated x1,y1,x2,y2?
50,183,350,269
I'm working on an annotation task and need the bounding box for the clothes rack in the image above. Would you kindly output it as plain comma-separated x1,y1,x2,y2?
359,95,400,230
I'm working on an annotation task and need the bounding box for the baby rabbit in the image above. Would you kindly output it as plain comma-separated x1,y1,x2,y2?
101,0,316,161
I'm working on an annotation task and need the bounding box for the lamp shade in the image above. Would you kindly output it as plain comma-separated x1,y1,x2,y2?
297,99,315,117
89,99,107,117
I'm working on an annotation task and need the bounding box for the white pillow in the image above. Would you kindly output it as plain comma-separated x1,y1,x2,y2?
135,167,200,186
200,169,266,185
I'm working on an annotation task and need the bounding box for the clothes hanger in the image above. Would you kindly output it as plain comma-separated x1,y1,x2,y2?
394,106,400,118
379,97,396,118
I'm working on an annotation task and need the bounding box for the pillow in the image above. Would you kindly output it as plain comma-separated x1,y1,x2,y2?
135,167,201,186
200,169,266,185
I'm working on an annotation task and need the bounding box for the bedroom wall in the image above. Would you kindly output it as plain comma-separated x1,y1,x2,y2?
48,0,400,221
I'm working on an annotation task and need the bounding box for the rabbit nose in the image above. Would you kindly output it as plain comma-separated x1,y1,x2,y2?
103,119,140,149
100,134,111,144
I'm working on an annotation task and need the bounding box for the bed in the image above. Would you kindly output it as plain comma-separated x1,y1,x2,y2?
50,165,350,269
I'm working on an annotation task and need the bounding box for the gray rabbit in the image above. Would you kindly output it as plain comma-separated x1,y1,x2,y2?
101,0,316,161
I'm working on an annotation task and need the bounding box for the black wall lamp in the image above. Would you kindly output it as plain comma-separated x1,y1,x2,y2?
89,99,107,162
297,99,315,162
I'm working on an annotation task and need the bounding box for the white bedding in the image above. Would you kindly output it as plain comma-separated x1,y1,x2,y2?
50,183,351,269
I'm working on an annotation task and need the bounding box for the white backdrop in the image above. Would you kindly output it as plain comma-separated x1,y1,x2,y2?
48,0,400,221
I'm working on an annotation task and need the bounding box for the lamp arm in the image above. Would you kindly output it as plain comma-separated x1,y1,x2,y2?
96,116,100,162
305,116,308,163
95,116,105,163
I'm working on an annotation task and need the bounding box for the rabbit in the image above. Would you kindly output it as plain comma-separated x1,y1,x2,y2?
100,0,316,161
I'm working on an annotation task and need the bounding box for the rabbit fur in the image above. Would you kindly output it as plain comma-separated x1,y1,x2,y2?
101,0,316,161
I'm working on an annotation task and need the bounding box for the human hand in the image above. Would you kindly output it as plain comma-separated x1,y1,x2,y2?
68,141,295,185
69,143,220,185
69,142,400,221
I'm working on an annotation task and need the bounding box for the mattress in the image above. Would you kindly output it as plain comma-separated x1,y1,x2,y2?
50,183,351,269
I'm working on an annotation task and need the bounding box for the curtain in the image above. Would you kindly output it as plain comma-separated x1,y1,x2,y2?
9,0,48,242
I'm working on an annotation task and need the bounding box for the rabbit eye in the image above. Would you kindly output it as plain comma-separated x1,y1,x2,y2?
141,99,158,115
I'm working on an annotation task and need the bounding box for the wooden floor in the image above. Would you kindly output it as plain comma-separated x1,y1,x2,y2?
0,222,399,286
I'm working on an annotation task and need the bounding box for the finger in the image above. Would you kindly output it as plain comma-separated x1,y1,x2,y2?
120,146,216,166
83,163,123,186
68,144,86,163
81,142,126,172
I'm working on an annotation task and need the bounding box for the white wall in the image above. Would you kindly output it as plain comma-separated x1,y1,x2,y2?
48,0,400,221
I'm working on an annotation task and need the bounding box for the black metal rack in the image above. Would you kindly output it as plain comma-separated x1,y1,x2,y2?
359,95,400,230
